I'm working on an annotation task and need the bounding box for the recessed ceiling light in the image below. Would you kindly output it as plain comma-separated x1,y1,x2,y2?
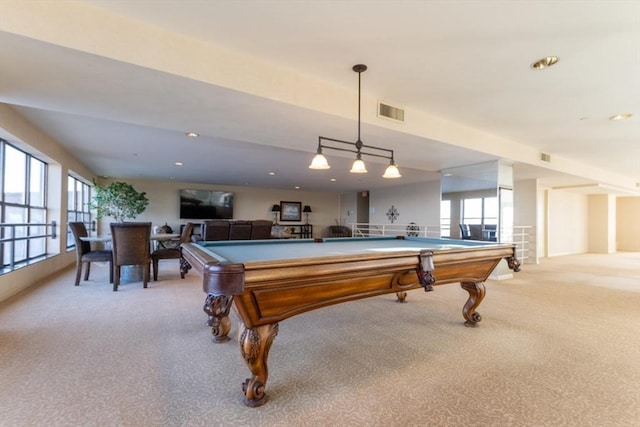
330,178,336,182
185,131,199,137
531,56,559,70
294,186,300,190
268,172,276,176
175,162,183,166
609,113,633,121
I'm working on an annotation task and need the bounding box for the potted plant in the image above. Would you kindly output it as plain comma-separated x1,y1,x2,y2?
90,181,149,283
90,181,149,222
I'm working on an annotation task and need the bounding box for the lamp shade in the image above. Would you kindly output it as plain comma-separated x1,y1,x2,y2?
309,153,330,169
382,162,402,178
271,204,281,212
350,158,367,173
303,205,312,213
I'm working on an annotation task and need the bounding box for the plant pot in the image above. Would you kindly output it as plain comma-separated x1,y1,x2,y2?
120,265,144,284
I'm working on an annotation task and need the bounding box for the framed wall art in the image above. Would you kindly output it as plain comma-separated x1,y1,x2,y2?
280,201,302,222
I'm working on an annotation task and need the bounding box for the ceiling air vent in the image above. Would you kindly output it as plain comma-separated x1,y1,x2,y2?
378,102,405,122
541,152,551,162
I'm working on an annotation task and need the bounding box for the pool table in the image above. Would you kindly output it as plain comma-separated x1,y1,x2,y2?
180,236,520,407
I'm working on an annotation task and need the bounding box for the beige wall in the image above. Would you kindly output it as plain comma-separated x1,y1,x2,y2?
547,189,590,256
617,197,640,251
588,194,616,253
0,104,96,301
94,178,342,239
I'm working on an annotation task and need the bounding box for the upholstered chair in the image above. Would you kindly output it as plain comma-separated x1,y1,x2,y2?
151,222,193,281
228,221,252,240
203,220,230,241
69,222,113,286
250,220,273,240
110,222,152,291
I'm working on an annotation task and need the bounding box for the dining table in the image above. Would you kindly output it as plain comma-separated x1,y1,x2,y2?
79,233,181,250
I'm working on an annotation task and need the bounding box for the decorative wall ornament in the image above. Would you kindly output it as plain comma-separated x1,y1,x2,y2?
386,205,399,223
406,222,419,237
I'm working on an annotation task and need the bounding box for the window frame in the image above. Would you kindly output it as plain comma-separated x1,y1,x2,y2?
0,139,50,271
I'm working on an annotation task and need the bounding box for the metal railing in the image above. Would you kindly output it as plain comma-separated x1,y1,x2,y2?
348,222,535,264
350,223,442,238
0,221,58,272
509,226,535,264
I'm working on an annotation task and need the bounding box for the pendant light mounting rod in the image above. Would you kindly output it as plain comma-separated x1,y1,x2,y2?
309,64,401,178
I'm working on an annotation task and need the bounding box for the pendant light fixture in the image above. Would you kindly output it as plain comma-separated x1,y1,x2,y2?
309,64,401,179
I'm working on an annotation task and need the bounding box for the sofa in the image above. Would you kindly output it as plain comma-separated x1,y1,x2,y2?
194,219,274,241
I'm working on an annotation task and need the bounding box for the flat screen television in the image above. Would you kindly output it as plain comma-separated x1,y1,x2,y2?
179,189,234,220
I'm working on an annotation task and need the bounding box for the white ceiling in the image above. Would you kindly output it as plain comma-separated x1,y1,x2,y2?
1,1,638,194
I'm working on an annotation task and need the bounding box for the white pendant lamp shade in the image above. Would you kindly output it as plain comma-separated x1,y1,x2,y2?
382,162,401,178
309,152,330,169
350,154,367,173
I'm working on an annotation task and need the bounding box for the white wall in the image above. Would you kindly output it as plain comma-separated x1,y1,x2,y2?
547,189,589,256
514,179,539,262
369,181,441,227
339,192,357,227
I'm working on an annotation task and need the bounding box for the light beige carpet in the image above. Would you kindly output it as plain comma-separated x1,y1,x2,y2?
1,252,638,426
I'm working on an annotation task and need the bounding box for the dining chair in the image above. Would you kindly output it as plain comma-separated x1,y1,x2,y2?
151,222,193,281
459,224,471,240
110,222,152,291
69,222,113,286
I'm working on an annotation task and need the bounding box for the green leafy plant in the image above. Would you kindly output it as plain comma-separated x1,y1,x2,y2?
90,181,149,222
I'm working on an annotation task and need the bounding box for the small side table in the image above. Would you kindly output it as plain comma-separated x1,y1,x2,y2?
299,224,313,238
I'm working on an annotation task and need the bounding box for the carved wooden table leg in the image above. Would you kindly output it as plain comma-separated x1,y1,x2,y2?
460,281,486,327
179,256,191,278
203,294,233,343
395,291,408,303
239,322,279,407
507,256,521,272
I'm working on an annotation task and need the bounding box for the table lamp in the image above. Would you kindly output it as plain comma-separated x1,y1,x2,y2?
303,205,312,224
271,204,281,224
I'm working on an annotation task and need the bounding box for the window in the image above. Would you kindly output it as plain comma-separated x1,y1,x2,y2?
1,140,49,271
462,197,497,226
462,198,483,225
67,175,92,249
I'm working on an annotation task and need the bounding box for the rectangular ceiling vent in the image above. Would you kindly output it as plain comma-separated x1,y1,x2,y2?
378,102,405,122
541,152,551,162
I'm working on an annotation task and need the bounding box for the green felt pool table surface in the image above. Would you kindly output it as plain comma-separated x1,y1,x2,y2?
195,236,501,264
